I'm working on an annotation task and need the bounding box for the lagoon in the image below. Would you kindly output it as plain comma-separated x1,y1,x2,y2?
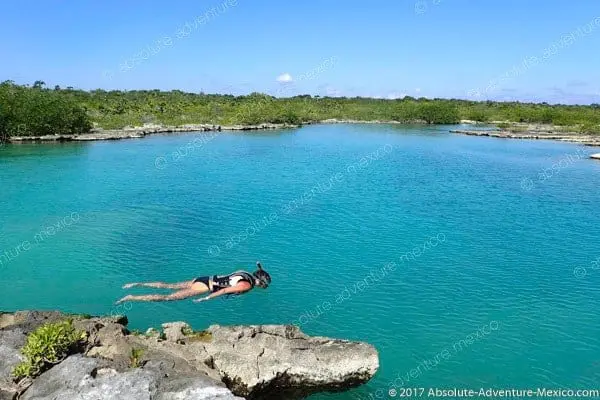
1,124,600,399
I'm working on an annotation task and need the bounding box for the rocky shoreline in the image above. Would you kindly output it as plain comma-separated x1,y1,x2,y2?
4,123,300,144
450,123,600,147
0,311,379,400
4,121,600,150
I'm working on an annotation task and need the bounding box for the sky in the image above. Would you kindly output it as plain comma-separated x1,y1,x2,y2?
1,0,599,104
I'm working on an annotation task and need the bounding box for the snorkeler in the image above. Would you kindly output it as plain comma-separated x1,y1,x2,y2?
115,262,271,304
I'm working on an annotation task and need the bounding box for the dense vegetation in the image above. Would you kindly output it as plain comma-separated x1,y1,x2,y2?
1,80,599,138
12,320,87,380
0,81,92,139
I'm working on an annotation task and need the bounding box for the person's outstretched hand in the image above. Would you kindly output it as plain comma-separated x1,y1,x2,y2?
115,295,133,304
122,283,138,289
193,297,209,303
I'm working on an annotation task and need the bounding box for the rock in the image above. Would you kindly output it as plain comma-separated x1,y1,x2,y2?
591,153,600,160
20,355,152,400
202,325,379,399
8,123,298,144
1,312,378,399
0,331,26,376
20,355,242,400
85,322,133,367
155,376,244,400
450,128,600,147
0,330,27,400
161,322,191,343
1,311,64,334
0,314,16,330
145,328,160,339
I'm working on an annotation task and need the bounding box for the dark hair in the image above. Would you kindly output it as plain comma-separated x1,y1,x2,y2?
253,262,271,288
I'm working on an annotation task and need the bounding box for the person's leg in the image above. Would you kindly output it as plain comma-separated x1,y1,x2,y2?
116,281,209,304
122,280,193,290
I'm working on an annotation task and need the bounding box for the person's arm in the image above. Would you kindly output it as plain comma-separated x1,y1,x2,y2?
193,281,252,302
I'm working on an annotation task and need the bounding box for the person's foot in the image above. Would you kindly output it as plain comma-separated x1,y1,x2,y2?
115,295,133,305
122,283,138,289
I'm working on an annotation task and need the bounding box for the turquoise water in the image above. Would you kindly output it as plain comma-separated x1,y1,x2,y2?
1,124,600,398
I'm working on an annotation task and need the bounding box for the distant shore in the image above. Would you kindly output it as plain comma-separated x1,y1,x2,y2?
451,121,600,147
5,123,299,143
4,120,600,151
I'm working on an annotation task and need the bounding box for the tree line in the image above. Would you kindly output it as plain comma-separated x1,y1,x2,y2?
1,81,599,139
0,81,91,139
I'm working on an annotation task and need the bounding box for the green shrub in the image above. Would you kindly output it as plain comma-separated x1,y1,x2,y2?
465,108,488,122
129,348,144,368
186,330,213,343
418,102,461,124
0,81,92,137
580,123,600,134
12,320,87,380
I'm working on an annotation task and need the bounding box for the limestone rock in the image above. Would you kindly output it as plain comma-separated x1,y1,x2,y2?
1,311,378,399
161,322,191,343
202,325,379,399
0,330,27,400
20,355,242,400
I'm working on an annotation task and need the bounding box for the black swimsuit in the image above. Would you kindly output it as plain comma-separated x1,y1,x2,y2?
193,271,255,293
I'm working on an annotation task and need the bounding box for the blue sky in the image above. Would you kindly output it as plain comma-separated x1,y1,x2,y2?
1,0,599,104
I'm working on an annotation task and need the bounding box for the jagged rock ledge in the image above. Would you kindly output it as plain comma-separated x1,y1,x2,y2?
317,119,405,125
6,123,299,143
0,311,379,400
450,129,600,147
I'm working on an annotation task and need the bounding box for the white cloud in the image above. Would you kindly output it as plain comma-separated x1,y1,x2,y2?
415,88,421,93
276,73,293,83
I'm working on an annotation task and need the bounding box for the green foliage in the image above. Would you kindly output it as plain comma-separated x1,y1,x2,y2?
180,326,212,342
579,123,600,134
1,82,600,136
0,81,92,138
12,320,87,380
464,107,489,122
129,348,144,368
186,330,213,343
417,102,461,124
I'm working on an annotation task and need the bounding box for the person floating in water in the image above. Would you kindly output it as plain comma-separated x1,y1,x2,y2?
115,262,271,304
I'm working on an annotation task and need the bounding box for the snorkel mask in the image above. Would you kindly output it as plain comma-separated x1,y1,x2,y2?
253,261,272,288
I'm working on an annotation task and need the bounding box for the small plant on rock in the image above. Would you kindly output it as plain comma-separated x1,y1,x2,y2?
129,348,145,368
12,320,87,380
186,330,213,343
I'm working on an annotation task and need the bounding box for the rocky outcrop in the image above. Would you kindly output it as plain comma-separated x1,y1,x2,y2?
0,330,26,400
0,311,379,399
450,127,600,147
20,355,242,400
7,123,299,144
202,325,379,399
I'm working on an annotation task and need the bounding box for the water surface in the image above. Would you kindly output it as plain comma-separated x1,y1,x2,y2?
1,124,600,398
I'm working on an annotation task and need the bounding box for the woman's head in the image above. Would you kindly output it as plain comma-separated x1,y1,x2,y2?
253,261,271,289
